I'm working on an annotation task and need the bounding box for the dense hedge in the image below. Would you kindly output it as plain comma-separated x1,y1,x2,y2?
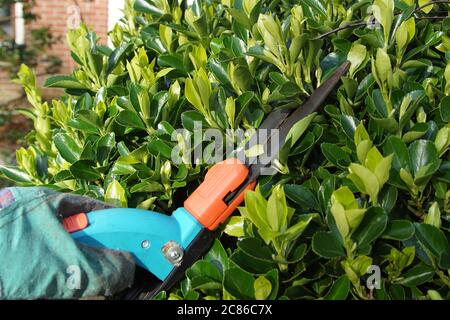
1,0,449,300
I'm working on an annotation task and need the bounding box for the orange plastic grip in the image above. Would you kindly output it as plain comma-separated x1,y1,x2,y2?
184,158,256,230
63,213,89,233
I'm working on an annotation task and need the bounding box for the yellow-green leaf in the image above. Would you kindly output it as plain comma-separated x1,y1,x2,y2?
345,209,367,230
374,154,393,187
348,44,367,78
254,276,272,300
331,202,350,239
159,24,173,52
185,78,205,114
365,147,384,172
372,0,394,46
424,202,441,228
419,0,434,13
375,48,392,85
225,97,236,129
349,163,380,202
105,179,128,208
224,216,245,237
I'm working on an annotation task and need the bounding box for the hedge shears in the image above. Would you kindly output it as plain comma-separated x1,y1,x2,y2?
63,61,350,299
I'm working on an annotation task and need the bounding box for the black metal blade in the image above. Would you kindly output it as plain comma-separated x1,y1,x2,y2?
225,61,350,204
121,229,216,300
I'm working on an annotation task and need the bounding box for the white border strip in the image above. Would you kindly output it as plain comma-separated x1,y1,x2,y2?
14,2,25,45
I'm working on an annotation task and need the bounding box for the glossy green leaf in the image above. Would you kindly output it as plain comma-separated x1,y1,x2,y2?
44,75,86,89
70,160,102,180
223,216,245,238
382,220,415,241
105,179,128,208
254,276,272,300
284,184,317,210
395,264,435,287
321,143,351,168
223,268,255,299
312,232,345,258
0,166,32,183
352,207,388,249
205,240,229,275
415,223,450,269
54,133,82,164
323,275,350,300
116,110,146,130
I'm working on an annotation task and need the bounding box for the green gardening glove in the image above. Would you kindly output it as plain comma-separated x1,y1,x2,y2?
0,187,136,300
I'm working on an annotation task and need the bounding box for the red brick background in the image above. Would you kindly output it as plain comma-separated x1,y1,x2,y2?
29,0,109,74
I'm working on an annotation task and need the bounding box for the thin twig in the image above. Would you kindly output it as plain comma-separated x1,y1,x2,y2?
314,0,450,40
313,21,366,40
415,0,450,12
416,15,449,20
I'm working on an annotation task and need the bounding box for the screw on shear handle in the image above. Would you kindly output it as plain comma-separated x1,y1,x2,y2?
162,241,184,266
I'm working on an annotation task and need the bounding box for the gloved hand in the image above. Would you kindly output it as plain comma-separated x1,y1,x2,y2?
0,187,136,300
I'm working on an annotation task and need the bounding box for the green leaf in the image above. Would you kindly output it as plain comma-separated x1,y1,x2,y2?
134,0,167,17
266,185,288,232
54,133,82,164
186,260,223,290
285,113,316,147
284,214,317,242
116,110,146,130
374,48,392,84
105,179,128,208
378,185,398,213
223,268,255,299
205,240,229,275
230,250,276,274
237,238,274,263
415,223,450,268
372,0,394,46
383,136,411,172
181,110,208,131
44,75,86,89
107,42,132,74
409,140,439,176
254,276,272,300
352,207,388,249
209,59,231,86
240,190,271,233
263,269,279,300
382,220,415,241
158,53,188,74
284,184,317,210
147,139,173,159
348,163,380,202
312,232,345,258
70,160,101,180
321,143,351,168
323,275,350,300
0,166,32,183
130,181,164,193
440,96,450,122
68,110,100,135
223,216,245,238
300,0,327,17
395,264,435,287
97,133,116,165
347,44,367,78
418,0,434,13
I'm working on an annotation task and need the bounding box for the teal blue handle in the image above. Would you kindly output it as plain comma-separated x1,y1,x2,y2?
71,207,203,281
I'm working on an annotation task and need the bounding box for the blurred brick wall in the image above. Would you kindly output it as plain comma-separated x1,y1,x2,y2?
29,0,109,74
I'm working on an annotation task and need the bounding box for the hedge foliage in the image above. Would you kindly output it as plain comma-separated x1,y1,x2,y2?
1,0,450,300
